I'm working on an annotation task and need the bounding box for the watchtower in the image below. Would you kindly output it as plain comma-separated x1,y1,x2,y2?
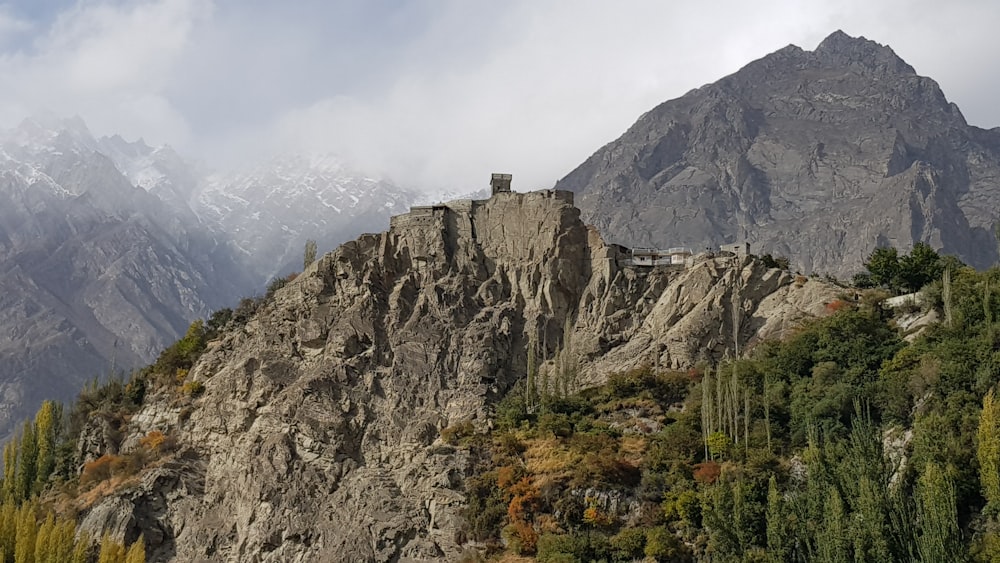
490,173,512,196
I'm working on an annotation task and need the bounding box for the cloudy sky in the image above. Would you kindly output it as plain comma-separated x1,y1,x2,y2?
0,0,998,192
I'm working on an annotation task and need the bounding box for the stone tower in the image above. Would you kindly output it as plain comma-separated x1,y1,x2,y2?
490,173,512,196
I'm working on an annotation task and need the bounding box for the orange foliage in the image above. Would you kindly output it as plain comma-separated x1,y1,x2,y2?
497,465,518,489
80,454,121,487
693,461,721,485
509,520,538,554
140,430,167,451
825,299,850,313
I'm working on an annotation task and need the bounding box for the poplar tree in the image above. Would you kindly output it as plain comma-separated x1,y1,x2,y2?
97,533,125,563
979,389,1000,513
33,513,53,563
14,503,36,563
14,423,36,502
916,463,962,563
2,442,17,501
818,486,848,563
32,402,57,490
765,476,789,563
125,537,145,563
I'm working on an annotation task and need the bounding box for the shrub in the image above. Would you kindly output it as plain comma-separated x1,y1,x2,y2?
80,454,120,487
182,381,205,396
645,526,692,561
609,527,646,561
538,413,573,438
440,420,476,445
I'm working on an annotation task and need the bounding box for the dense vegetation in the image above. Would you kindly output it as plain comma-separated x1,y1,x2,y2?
459,250,1000,562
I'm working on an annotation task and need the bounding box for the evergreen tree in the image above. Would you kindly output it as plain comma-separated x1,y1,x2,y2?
817,486,848,563
71,532,90,563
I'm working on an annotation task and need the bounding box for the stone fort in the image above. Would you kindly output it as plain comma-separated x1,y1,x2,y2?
389,173,574,234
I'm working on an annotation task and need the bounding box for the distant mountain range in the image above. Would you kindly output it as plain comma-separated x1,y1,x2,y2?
0,116,416,436
556,30,1000,277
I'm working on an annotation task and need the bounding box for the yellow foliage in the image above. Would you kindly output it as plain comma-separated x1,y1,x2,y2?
523,437,579,476
619,435,647,464
139,431,166,452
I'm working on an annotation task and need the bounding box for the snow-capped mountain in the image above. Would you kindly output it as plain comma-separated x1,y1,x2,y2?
196,152,416,279
0,116,256,438
0,115,419,437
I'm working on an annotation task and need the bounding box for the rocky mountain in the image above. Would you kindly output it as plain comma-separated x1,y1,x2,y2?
195,153,415,280
0,117,256,437
555,30,1000,277
77,188,842,561
0,117,413,439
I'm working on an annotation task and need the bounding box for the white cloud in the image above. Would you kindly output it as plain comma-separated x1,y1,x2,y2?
1,0,999,194
0,0,209,146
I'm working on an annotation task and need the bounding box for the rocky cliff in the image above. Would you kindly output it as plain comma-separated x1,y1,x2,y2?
555,30,1000,277
76,189,841,562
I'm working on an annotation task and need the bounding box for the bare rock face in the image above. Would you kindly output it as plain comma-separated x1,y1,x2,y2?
555,30,1000,277
79,190,842,562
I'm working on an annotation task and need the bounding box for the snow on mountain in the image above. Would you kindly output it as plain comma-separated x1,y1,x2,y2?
195,152,417,280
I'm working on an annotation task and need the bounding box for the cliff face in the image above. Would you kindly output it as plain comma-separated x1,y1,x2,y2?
555,31,1000,277
78,190,841,562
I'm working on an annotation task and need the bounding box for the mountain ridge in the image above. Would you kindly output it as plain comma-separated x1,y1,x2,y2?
555,31,1000,277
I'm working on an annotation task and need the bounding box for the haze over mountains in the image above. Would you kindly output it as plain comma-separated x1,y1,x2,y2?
557,30,1000,277
0,116,415,436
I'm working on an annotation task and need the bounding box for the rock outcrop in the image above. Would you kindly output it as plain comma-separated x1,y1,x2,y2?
555,30,1000,277
77,189,842,562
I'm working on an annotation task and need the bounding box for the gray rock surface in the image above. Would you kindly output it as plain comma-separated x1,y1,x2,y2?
555,30,1000,277
0,118,256,437
78,190,842,562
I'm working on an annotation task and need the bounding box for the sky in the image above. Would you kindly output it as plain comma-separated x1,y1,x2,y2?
0,0,998,193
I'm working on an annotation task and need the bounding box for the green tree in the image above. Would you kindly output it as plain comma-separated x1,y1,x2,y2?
899,242,943,293
15,422,36,502
765,476,789,563
33,402,58,491
33,513,53,563
2,441,17,501
916,463,962,563
979,389,1000,514
866,247,901,290
14,503,35,563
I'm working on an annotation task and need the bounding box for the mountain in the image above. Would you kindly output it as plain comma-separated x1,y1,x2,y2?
0,117,416,438
195,153,415,280
555,30,1000,277
75,188,842,561
0,117,256,437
